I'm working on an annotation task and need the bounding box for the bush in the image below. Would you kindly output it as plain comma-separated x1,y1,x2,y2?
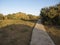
40,3,60,25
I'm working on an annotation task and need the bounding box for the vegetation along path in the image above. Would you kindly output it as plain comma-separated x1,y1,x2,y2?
30,19,55,45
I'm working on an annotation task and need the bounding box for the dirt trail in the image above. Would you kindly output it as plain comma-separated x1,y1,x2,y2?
30,20,55,45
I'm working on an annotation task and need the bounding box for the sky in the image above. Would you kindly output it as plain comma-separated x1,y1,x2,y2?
0,0,60,16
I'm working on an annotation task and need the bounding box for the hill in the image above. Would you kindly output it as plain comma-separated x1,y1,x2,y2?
0,12,39,45
0,20,37,45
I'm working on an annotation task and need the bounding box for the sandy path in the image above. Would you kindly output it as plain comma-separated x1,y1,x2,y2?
30,20,55,45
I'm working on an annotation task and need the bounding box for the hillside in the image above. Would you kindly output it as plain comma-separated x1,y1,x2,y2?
0,20,37,45
0,13,39,45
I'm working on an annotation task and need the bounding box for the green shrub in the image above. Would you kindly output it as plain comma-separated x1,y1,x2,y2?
40,3,60,25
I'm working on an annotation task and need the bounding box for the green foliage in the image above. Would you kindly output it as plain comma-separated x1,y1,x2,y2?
40,3,60,25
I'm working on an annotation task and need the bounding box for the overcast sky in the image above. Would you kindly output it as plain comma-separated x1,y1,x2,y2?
0,0,60,16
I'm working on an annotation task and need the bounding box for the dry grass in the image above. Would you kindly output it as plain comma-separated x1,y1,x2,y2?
0,20,37,45
0,20,35,28
44,25,60,45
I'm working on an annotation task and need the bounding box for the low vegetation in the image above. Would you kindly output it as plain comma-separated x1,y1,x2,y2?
0,12,40,21
0,12,39,45
44,25,60,45
0,20,36,45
